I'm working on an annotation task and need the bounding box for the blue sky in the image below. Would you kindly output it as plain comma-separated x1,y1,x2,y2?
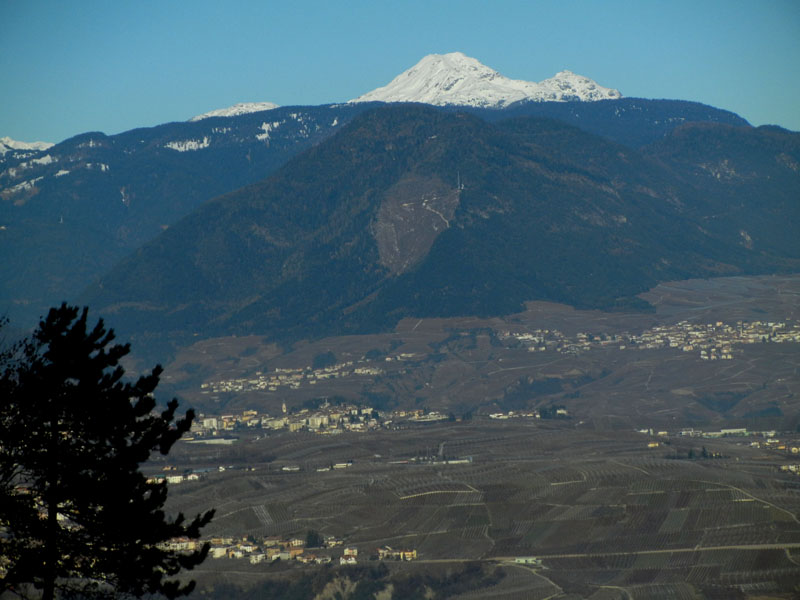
2,0,798,143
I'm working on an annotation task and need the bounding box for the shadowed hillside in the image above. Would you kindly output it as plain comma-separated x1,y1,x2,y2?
82,105,800,353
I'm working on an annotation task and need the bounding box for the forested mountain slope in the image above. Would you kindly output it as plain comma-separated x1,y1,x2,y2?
83,105,800,349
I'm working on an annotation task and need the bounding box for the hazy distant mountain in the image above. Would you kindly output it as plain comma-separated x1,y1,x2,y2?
350,52,622,107
0,136,54,155
83,105,800,351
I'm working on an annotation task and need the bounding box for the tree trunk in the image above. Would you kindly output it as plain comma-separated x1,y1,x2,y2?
42,484,58,600
42,412,59,600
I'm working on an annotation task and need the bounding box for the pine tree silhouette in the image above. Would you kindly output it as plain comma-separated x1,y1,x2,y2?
0,304,213,599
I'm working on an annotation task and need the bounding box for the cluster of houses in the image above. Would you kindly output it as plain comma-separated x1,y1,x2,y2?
201,361,384,395
376,546,417,561
180,404,576,459
501,319,799,360
163,534,344,564
189,400,383,438
163,536,417,565
645,427,786,441
677,428,800,450
187,402,474,440
146,465,205,486
488,408,565,419
638,427,800,456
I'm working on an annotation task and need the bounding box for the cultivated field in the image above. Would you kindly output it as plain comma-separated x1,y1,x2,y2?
165,421,800,598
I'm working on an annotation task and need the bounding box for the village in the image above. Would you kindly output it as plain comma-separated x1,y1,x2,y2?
182,398,551,446
163,533,417,566
502,318,800,359
200,361,385,395
190,399,383,436
637,425,800,452
199,319,799,400
184,397,486,440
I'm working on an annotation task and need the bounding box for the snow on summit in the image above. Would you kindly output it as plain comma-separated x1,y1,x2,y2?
349,52,622,108
189,102,280,121
0,136,54,155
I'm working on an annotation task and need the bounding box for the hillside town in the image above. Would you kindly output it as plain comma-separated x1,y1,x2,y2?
501,318,799,358
201,361,385,395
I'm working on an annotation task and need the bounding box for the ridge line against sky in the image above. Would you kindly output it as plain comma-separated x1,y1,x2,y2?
1,0,799,144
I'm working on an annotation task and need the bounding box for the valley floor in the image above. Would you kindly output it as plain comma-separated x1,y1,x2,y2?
165,421,800,599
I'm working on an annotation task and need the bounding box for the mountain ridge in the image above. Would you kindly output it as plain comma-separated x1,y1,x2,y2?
81,104,800,354
189,101,281,121
0,94,751,329
0,136,54,155
0,103,374,326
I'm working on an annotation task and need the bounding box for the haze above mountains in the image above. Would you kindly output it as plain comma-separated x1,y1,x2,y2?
1,53,797,359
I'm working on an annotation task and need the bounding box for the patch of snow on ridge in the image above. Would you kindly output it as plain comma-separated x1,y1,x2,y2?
349,52,621,107
31,154,55,166
0,136,54,155
4,154,57,175
165,137,210,152
3,177,44,195
256,121,284,142
190,102,280,121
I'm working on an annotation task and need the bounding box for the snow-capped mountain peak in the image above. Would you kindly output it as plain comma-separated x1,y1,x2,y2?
537,70,621,101
189,102,280,121
349,52,621,108
0,136,54,155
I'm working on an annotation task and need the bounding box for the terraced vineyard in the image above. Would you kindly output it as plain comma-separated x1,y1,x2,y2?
165,421,800,597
